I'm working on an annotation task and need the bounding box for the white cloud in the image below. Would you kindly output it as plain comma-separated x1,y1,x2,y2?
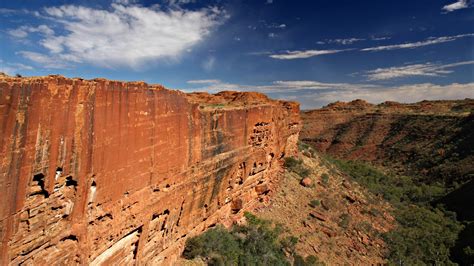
442,0,469,12
361,33,474,51
267,23,286,29
187,79,221,84
202,56,216,71
269,49,346,59
17,51,69,68
0,60,34,75
184,79,376,94
18,3,225,68
370,36,391,41
8,25,54,38
270,80,376,91
327,38,365,45
311,83,474,106
165,0,196,6
268,32,277,38
364,60,474,81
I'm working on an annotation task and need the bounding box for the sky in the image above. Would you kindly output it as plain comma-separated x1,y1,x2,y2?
0,0,473,109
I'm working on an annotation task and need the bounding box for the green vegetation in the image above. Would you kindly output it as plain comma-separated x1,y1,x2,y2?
294,255,324,266
320,173,329,185
324,156,446,204
183,212,322,265
324,156,464,265
309,199,320,208
284,157,311,178
338,213,351,229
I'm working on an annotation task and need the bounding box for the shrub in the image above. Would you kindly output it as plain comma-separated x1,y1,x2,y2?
338,213,351,229
183,212,309,265
297,141,311,152
182,225,240,264
284,157,311,178
309,199,320,208
321,173,329,185
383,205,463,265
327,156,464,265
284,157,301,169
298,167,311,178
294,254,324,266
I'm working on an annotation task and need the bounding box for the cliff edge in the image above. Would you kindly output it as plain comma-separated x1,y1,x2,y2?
0,75,301,264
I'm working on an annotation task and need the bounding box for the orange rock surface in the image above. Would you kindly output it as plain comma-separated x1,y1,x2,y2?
0,75,301,264
300,99,473,181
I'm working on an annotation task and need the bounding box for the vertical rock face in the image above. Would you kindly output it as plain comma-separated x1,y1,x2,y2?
0,76,301,264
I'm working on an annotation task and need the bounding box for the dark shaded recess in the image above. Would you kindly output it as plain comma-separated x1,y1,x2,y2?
152,209,170,220
211,115,226,157
450,222,474,265
210,161,232,202
32,173,49,198
65,176,78,187
436,180,474,221
61,235,78,242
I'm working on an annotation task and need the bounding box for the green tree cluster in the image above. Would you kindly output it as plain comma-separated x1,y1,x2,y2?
183,212,322,266
325,157,463,265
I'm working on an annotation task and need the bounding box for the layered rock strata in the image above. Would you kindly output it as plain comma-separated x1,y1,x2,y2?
301,99,473,183
0,76,300,264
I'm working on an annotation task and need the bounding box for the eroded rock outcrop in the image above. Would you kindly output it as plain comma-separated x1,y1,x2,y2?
0,75,301,264
301,99,474,184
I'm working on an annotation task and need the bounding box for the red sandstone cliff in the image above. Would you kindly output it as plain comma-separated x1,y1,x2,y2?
0,75,301,264
301,99,474,184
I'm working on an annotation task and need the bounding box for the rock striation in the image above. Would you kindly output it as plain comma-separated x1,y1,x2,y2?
0,75,301,264
301,99,474,184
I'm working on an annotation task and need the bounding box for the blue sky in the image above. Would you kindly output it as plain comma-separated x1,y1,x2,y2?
1,0,473,108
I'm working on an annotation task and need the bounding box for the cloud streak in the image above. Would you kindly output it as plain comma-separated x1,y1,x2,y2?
364,60,474,81
319,38,365,45
269,49,346,59
442,0,470,12
267,33,473,60
361,33,474,51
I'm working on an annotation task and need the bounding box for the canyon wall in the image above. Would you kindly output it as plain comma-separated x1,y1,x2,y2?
301,99,474,184
0,76,301,264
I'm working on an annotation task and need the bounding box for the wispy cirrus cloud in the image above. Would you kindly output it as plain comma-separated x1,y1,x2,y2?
269,49,347,59
364,60,474,81
318,38,365,45
442,0,470,12
267,33,473,60
12,3,226,69
17,51,70,69
0,59,34,76
361,33,474,51
183,79,375,94
187,79,221,84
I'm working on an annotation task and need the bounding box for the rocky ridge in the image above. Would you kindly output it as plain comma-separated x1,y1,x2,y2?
301,99,474,184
